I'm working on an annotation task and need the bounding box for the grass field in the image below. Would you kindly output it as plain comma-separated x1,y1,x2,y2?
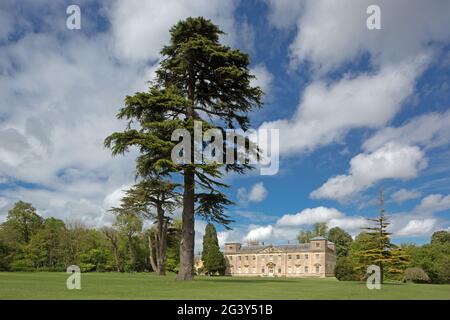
0,272,449,300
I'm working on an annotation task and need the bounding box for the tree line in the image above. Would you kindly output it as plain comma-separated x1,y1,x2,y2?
0,201,181,273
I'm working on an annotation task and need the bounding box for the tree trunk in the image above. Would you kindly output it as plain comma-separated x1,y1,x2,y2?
156,205,168,276
177,168,195,280
177,66,196,281
148,234,157,272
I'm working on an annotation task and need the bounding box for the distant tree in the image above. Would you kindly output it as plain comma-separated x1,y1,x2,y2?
297,230,313,243
334,256,358,281
27,217,67,269
110,178,181,275
166,219,182,273
356,190,410,283
328,227,353,257
5,201,43,243
201,223,226,275
297,223,328,243
431,230,450,245
102,227,122,272
114,213,143,271
314,223,328,237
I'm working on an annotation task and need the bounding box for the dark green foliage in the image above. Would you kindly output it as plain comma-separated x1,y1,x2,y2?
402,239,450,284
328,227,353,257
335,256,358,281
4,201,43,243
201,223,226,275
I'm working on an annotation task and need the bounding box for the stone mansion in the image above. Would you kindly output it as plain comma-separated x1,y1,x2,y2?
224,237,336,277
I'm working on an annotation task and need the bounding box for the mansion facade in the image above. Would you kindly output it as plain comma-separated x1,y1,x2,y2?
224,237,336,277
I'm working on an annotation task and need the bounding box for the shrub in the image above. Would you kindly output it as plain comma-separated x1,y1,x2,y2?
402,267,430,283
335,257,358,281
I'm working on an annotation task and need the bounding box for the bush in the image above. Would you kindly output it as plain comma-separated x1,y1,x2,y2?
335,257,358,281
402,267,430,283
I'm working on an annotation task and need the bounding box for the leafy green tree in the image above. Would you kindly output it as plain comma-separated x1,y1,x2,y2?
201,223,226,275
110,178,180,275
297,223,328,243
114,213,143,271
334,256,358,281
27,217,67,270
166,219,182,273
328,227,353,257
5,201,43,243
105,17,262,280
431,230,450,245
102,227,122,272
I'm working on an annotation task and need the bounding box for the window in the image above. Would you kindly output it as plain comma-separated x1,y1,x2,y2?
270,255,273,261
305,254,309,259
278,268,282,273
261,267,265,273
316,242,320,248
305,266,309,273
296,254,300,259
288,255,292,259
238,256,242,261
228,246,233,250
316,265,320,273
245,256,248,261
253,255,256,260
229,256,233,261
278,254,281,260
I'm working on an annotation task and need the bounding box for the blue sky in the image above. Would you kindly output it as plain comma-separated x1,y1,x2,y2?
1,0,450,249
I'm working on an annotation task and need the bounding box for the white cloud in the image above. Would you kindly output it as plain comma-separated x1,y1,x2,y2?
363,110,450,152
245,225,273,242
103,184,132,210
250,64,273,96
415,194,450,214
266,0,450,73
396,219,436,237
311,143,427,201
0,2,242,228
108,0,238,61
260,55,428,155
237,182,268,204
276,206,343,226
391,188,422,204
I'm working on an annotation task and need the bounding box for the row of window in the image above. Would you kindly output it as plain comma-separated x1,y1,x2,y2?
234,265,321,274
229,254,321,261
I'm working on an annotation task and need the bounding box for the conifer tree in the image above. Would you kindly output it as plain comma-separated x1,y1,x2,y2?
201,223,226,275
357,190,410,283
105,17,262,280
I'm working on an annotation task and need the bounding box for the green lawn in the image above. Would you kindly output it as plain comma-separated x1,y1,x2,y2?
0,272,449,300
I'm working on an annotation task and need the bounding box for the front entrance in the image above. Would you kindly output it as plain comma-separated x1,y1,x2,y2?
266,262,276,277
